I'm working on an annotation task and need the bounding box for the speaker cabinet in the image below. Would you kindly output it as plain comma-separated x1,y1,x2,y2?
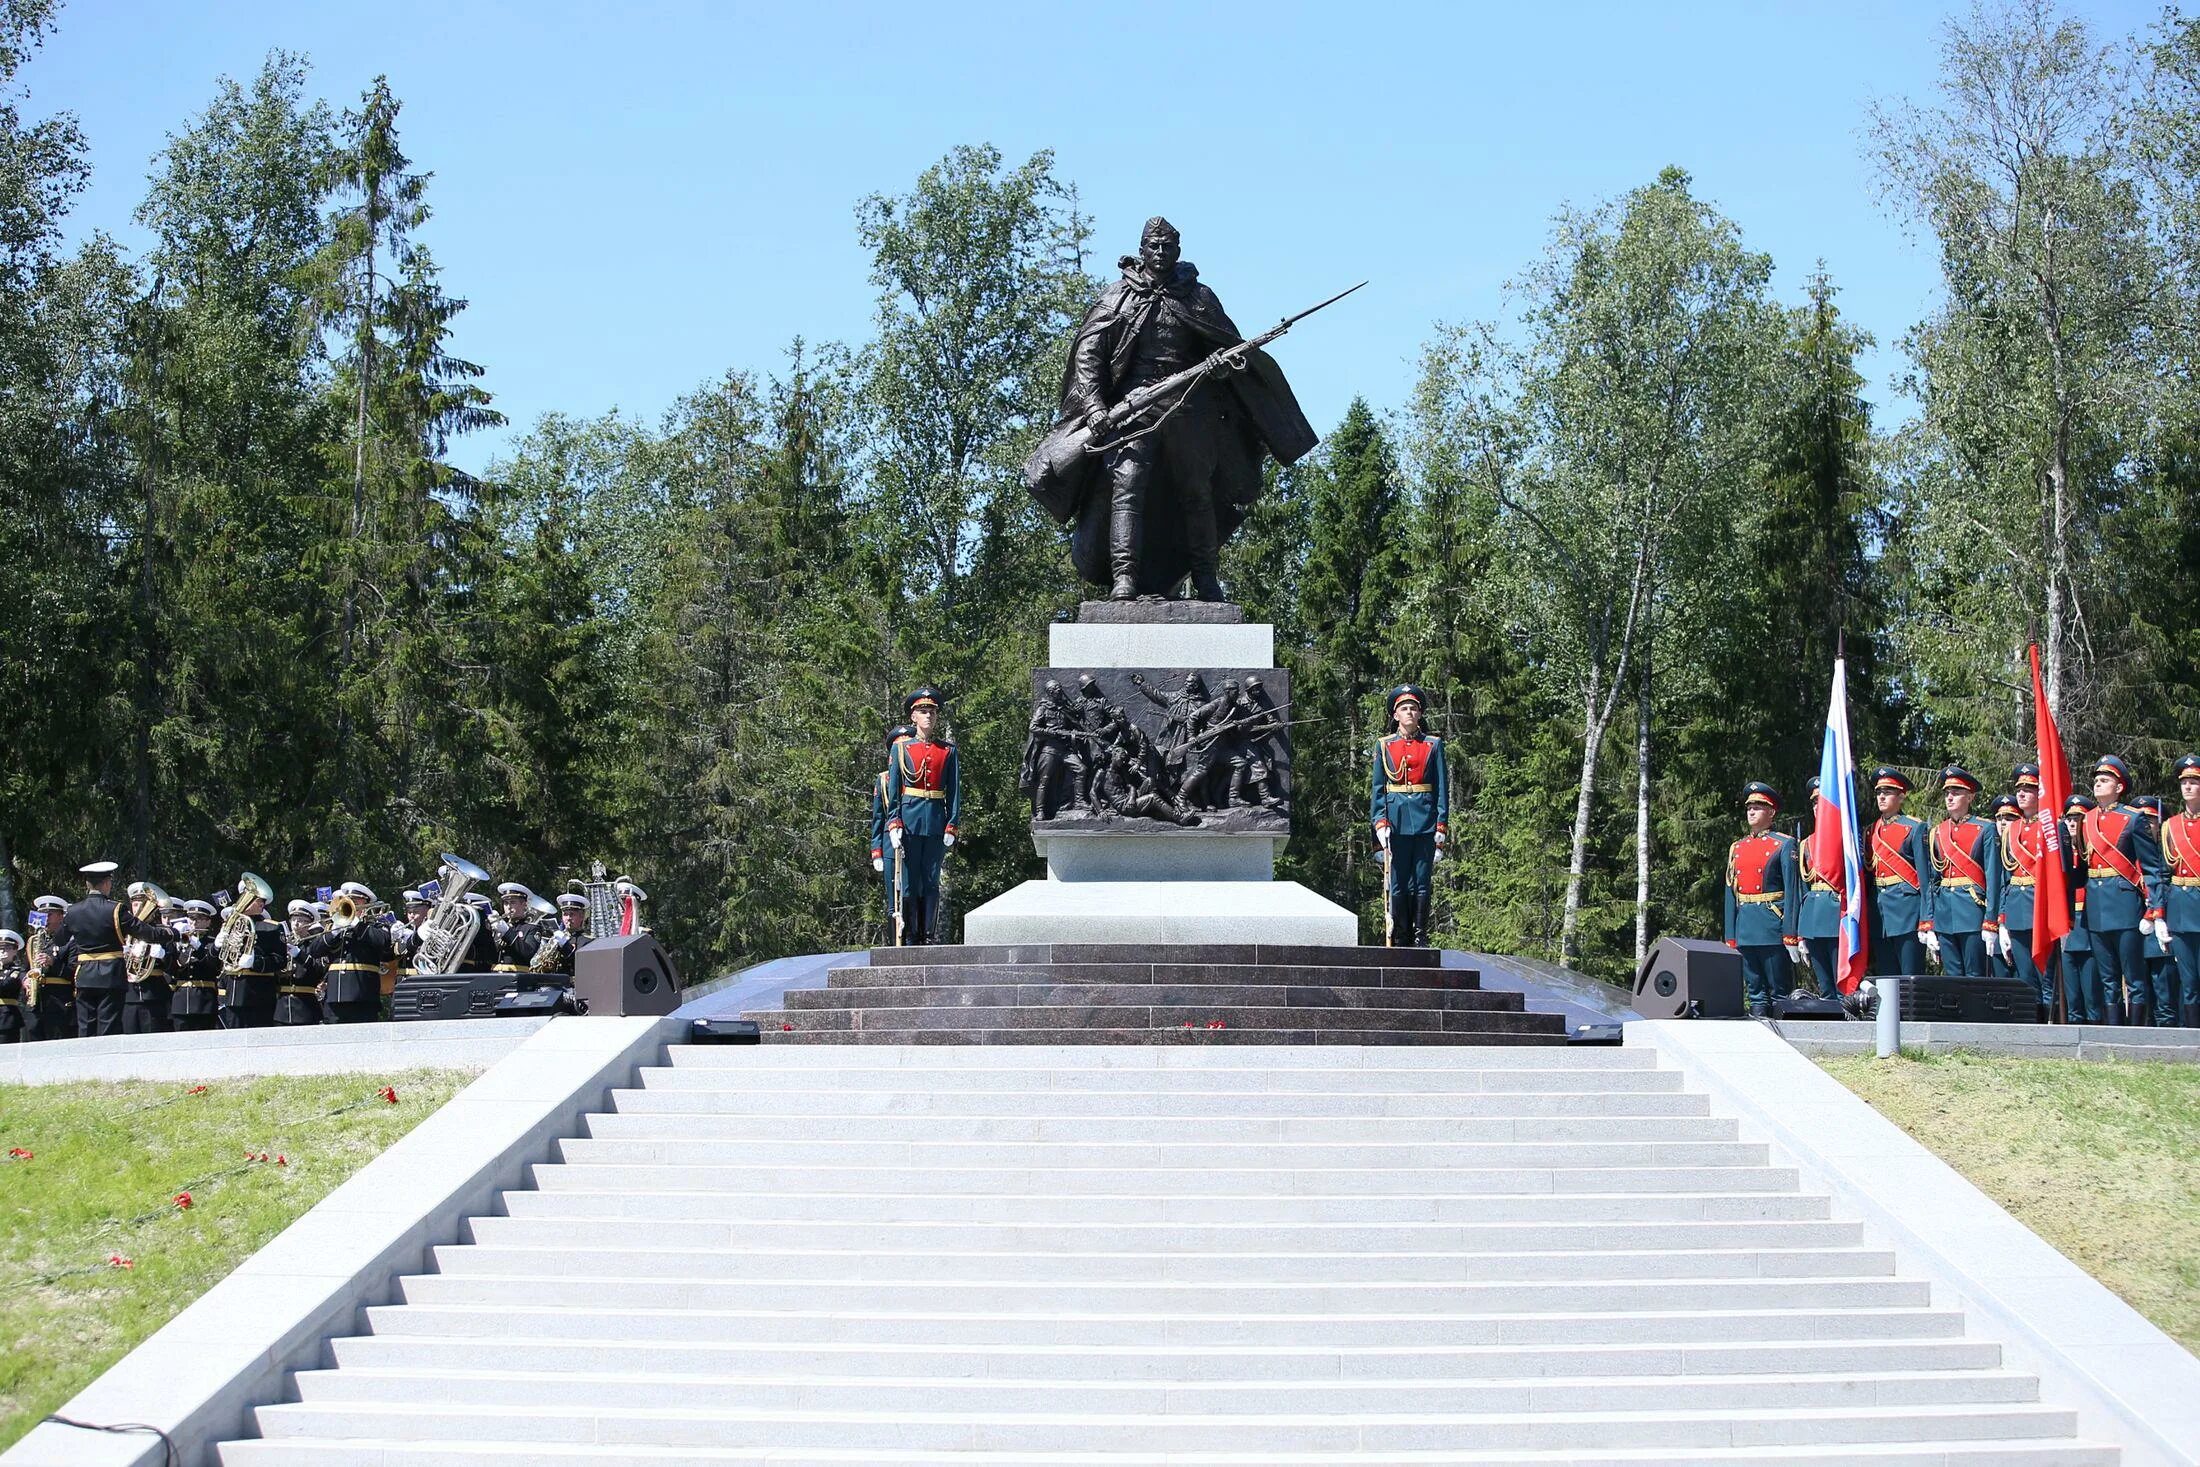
574,933,684,1016
1632,937,1745,1020
1896,974,2038,1023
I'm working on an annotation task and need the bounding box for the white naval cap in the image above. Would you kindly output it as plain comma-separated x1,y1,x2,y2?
614,880,648,901
555,892,587,910
0,929,20,947
338,881,375,901
495,882,530,898
32,895,65,912
183,900,216,917
79,859,118,877
286,898,312,917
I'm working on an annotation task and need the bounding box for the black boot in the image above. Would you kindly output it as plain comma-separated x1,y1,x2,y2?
1110,503,1141,601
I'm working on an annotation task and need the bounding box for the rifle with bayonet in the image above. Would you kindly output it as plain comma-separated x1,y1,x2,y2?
1025,282,1368,522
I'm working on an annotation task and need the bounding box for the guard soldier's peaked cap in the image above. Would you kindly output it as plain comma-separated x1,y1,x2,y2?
2134,794,2166,815
904,686,944,715
1871,767,1912,793
1989,793,2021,816
79,859,118,877
1940,766,1981,793
556,892,588,910
2092,754,2134,790
2012,763,2042,788
2065,792,2098,814
32,895,64,912
1807,776,1821,796
2175,753,2200,780
885,722,915,750
1742,781,1781,811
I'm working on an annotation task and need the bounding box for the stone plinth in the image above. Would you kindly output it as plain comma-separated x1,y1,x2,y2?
1036,831,1281,882
1051,620,1273,667
1070,599,1246,624
964,879,1357,947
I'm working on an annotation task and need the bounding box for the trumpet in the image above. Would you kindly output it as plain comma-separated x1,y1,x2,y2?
329,891,388,927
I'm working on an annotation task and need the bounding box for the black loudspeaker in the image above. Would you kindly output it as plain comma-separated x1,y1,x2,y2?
1896,974,2038,1023
390,972,510,1021
574,934,684,1016
1632,937,1746,1020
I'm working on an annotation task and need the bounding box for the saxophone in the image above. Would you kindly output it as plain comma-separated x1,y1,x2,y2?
24,924,48,1008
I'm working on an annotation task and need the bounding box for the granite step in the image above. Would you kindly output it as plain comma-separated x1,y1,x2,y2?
750,1004,1566,1036
524,1161,1802,1195
753,1026,1569,1046
548,1135,1772,1169
865,942,1445,969
788,982,1517,1011
576,1112,1743,1143
324,1333,2003,1382
605,1085,1716,1116
657,1042,1656,1069
824,962,1480,990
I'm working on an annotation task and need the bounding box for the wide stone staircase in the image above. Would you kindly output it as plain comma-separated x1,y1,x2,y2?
217,1044,2115,1464
748,943,1570,1044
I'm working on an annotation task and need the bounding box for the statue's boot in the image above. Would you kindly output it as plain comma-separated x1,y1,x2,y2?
1111,503,1141,600
1185,495,1226,601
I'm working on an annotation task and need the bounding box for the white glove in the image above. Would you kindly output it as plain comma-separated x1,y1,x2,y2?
1920,929,1942,964
1789,941,1809,965
1432,844,1445,864
2152,918,2173,953
943,832,957,849
888,828,903,850
1375,826,1391,850
871,857,885,873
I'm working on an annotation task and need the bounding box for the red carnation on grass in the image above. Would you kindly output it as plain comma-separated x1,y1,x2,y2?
172,1191,192,1210
275,1154,287,1167
378,1086,398,1104
5,1147,30,1161
187,1085,208,1095
107,1253,134,1269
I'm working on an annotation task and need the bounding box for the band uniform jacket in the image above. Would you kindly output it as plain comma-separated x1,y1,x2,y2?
494,917,546,973
1725,830,1802,948
49,892,171,993
1866,814,1934,937
2082,802,2167,933
886,737,961,840
1368,733,1449,839
2163,810,2200,934
1927,816,2003,935
170,935,222,1019
304,920,399,1005
222,918,289,1012
1998,819,2050,932
0,955,25,1038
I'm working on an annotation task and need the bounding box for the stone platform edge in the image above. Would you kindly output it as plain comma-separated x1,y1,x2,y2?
1639,1019,2200,1467
0,1015,552,1087
1777,1017,2200,1063
0,1014,686,1467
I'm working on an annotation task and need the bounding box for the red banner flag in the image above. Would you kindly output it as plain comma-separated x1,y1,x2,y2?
2031,644,2073,968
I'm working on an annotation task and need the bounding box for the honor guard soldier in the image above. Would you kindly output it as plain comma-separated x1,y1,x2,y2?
1994,773,2053,1016
2059,794,2099,1022
219,874,285,1029
884,688,960,946
1984,796,2020,980
47,861,175,1037
1924,767,2001,978
2080,755,2168,1026
27,895,72,1040
170,899,222,1031
871,723,915,939
2162,753,2200,1029
0,929,25,1042
1369,685,1448,948
1797,777,1845,1001
1865,769,1935,975
1724,783,1803,1015
2130,795,2176,1026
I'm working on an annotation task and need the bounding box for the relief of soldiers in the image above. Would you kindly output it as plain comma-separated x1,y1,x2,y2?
1093,745,1200,826
1021,680,1090,820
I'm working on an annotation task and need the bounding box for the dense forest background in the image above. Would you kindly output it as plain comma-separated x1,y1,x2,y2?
6,0,2200,983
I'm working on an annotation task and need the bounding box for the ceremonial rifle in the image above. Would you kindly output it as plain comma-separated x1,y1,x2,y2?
1026,282,1368,521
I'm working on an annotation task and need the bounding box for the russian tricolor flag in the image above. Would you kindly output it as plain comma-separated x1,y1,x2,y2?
1812,655,1869,993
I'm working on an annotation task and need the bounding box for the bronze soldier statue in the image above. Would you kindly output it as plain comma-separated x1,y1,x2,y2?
1025,219,1331,601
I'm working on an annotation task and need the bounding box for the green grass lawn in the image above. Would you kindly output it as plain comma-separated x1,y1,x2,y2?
0,1068,476,1450
1821,1050,2200,1354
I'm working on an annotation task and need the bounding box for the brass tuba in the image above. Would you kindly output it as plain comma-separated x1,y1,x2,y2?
218,873,273,969
126,882,173,981
411,853,490,977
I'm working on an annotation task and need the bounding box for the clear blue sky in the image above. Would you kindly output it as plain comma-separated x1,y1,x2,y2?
20,0,2165,475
